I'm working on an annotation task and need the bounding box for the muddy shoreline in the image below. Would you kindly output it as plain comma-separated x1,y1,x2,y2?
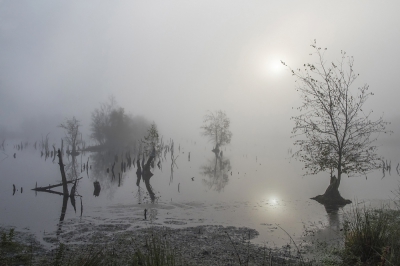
1,225,302,265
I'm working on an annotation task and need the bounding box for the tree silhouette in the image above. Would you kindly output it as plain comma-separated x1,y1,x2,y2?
59,116,81,155
142,122,160,155
282,41,390,205
90,97,150,149
201,110,232,152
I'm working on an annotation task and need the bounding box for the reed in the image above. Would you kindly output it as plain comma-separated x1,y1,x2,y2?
341,205,400,265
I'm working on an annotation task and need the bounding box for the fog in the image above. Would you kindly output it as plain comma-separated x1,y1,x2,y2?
1,1,400,169
3,2,400,252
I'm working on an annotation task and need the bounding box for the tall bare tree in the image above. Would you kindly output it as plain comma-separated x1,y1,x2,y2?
59,116,81,155
201,110,232,152
282,41,390,205
90,96,116,145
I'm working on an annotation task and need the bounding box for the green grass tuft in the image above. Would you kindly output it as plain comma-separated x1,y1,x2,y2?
131,233,181,266
341,205,400,265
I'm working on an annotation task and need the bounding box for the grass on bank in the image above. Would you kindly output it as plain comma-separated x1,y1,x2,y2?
42,232,185,266
131,233,183,266
0,228,186,266
303,203,400,266
0,226,311,266
340,205,400,265
0,228,35,265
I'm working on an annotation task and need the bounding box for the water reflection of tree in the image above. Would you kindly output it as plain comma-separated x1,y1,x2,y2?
33,151,83,236
323,204,341,230
91,151,113,178
90,150,129,197
136,152,158,203
64,155,79,181
200,154,231,192
143,170,156,203
57,195,69,235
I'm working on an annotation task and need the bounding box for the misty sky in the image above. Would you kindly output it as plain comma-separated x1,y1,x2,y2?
1,1,400,153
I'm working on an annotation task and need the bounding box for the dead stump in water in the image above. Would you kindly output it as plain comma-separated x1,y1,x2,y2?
311,176,351,207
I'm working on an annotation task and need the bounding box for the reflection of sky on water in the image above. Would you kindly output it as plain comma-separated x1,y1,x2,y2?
0,138,399,247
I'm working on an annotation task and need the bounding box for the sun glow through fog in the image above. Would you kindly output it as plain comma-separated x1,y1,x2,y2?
257,55,286,80
268,59,285,75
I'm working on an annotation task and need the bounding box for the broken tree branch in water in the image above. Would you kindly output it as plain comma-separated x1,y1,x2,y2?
32,177,83,191
34,189,64,196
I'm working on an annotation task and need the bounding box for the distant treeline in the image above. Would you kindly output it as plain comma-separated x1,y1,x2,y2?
90,97,151,151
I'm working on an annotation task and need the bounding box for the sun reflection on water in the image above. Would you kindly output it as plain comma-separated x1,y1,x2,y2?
270,198,278,205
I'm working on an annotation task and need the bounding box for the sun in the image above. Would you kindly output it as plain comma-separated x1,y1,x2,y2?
256,54,286,80
268,59,285,75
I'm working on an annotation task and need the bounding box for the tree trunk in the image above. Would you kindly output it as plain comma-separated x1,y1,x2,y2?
311,174,351,207
214,154,218,178
337,157,342,187
57,149,69,196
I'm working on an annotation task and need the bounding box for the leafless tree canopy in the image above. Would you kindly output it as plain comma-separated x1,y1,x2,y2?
201,110,232,148
59,116,81,153
90,96,117,145
142,122,160,155
282,41,390,186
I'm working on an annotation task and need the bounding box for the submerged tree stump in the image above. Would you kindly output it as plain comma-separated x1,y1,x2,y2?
311,176,351,207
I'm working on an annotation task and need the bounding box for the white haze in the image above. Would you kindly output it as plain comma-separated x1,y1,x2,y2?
1,1,400,170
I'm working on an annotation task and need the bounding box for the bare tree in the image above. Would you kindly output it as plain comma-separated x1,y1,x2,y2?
90,96,116,145
59,116,82,155
201,110,232,153
282,41,390,205
142,122,160,155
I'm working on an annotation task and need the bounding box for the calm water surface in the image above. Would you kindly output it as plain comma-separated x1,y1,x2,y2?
0,138,398,248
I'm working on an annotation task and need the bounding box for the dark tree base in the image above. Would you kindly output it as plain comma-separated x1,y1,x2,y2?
311,194,352,206
311,176,352,208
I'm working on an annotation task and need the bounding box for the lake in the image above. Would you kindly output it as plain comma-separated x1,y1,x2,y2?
0,137,398,250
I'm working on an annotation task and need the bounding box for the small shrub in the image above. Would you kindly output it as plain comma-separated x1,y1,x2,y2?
53,243,66,266
131,233,180,266
0,228,33,265
342,205,400,265
1,228,15,246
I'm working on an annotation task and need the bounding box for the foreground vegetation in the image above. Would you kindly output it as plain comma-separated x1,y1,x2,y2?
305,203,400,266
0,228,184,266
2,204,400,265
340,205,400,265
0,225,305,266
